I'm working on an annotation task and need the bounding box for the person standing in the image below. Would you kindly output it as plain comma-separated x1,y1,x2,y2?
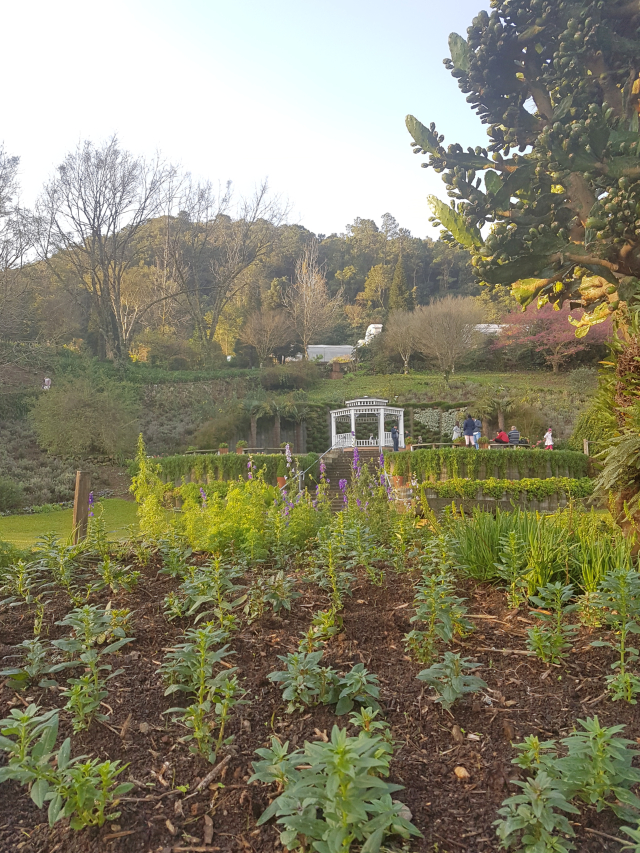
473,417,482,450
452,421,462,441
462,414,475,447
544,428,554,450
391,424,399,452
508,425,520,445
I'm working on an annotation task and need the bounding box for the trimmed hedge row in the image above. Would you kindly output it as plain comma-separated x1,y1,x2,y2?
387,448,589,481
154,451,320,487
419,476,593,501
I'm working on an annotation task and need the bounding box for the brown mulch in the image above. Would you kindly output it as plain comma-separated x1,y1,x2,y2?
1,561,639,853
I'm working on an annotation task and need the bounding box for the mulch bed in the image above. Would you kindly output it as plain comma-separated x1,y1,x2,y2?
1,559,639,853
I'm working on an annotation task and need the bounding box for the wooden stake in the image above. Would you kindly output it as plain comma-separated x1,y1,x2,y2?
583,438,589,456
72,471,91,543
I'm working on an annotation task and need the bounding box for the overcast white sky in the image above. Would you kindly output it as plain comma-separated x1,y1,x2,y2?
5,0,490,238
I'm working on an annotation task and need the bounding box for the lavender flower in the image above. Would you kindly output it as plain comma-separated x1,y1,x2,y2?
247,459,253,480
199,487,207,507
339,478,348,492
88,491,94,518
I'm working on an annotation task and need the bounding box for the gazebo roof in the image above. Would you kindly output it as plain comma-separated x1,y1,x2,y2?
344,397,389,407
330,397,403,420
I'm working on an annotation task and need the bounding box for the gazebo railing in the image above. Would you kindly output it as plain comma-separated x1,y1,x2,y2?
333,433,402,448
334,433,355,447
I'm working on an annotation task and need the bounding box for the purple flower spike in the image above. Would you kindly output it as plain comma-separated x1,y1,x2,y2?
88,491,94,517
339,478,348,492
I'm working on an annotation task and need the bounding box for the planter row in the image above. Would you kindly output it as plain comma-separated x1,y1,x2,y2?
396,488,588,514
386,448,590,482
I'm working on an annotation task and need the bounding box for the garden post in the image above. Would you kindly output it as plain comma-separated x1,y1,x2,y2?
72,471,91,543
583,439,589,456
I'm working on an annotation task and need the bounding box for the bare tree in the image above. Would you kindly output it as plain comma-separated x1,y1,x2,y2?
283,240,343,356
0,146,33,341
167,179,287,358
383,310,420,374
240,309,292,365
414,296,484,381
34,137,179,359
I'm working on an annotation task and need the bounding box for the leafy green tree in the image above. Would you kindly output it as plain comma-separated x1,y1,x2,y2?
358,263,392,311
406,0,640,529
388,254,413,311
31,378,140,459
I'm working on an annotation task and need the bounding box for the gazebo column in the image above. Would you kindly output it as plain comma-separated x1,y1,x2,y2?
350,409,356,446
331,412,336,448
399,410,405,448
378,408,385,449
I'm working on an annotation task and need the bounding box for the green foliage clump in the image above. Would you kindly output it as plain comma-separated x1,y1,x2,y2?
250,726,421,852
268,650,381,717
421,476,593,502
390,448,589,482
0,475,24,511
417,651,486,710
0,703,132,829
526,582,578,665
497,716,640,850
31,377,140,459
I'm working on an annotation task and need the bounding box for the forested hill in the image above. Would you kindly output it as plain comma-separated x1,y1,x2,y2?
4,211,476,362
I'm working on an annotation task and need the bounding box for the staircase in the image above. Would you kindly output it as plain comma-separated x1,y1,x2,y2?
323,448,384,511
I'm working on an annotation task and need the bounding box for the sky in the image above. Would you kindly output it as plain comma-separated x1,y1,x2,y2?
4,0,490,239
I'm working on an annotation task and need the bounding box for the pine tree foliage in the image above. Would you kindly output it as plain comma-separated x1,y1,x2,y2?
389,254,414,311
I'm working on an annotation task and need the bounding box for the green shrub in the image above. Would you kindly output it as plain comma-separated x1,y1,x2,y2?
0,476,24,511
31,378,140,459
259,362,319,391
387,448,589,482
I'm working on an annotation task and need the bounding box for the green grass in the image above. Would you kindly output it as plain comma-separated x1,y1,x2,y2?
304,370,575,405
0,499,138,547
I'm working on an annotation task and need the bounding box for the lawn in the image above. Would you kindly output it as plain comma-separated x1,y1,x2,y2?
0,498,138,547
304,368,576,404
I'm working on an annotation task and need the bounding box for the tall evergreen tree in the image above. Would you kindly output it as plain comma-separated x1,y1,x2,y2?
389,254,413,311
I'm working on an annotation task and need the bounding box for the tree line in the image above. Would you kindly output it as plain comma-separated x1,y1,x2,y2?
0,137,478,367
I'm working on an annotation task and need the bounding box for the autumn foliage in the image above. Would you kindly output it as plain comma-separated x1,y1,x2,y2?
491,303,611,373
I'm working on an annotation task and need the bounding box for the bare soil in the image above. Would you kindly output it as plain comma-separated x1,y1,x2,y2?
1,561,638,853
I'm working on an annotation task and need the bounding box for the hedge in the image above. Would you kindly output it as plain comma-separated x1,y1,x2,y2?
152,451,320,487
386,448,589,481
419,476,594,501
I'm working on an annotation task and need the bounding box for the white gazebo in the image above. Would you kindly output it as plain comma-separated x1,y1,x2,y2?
330,397,405,450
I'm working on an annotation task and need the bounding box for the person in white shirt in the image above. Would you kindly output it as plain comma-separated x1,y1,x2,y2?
452,422,462,441
544,428,554,450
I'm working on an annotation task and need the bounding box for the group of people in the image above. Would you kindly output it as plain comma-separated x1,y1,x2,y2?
452,416,554,450
452,415,483,449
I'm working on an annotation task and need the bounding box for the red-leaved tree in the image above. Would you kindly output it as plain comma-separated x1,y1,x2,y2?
492,303,611,373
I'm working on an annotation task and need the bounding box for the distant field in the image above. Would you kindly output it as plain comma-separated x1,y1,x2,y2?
0,498,138,547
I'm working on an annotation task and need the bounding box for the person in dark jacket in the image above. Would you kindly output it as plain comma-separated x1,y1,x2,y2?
462,414,475,447
391,424,399,452
473,418,482,450
508,425,520,445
